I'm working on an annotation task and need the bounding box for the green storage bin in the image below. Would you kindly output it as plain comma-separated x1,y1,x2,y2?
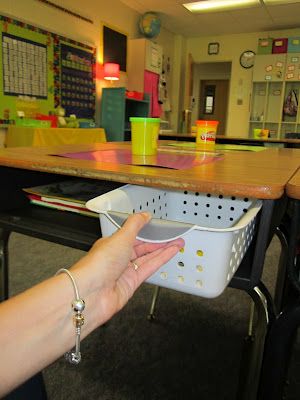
15,118,51,128
288,37,300,53
257,38,273,55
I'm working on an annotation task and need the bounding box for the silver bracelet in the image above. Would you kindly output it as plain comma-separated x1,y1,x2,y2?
55,268,85,365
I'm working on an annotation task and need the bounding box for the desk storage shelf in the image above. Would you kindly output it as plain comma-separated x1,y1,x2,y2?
0,205,100,251
87,184,262,298
101,87,150,141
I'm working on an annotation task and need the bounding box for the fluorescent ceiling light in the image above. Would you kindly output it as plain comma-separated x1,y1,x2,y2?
263,0,300,4
183,0,260,13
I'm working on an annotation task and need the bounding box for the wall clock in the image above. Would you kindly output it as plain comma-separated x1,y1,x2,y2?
240,50,255,69
208,42,219,55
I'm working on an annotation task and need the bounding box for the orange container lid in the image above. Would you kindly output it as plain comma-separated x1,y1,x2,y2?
196,120,219,126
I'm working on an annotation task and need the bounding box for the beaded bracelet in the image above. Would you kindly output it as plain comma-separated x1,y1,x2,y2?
55,268,85,365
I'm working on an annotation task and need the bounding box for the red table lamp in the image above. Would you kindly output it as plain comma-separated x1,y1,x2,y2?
103,63,120,81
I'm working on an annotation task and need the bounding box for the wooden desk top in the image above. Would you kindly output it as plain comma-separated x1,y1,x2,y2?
0,141,300,199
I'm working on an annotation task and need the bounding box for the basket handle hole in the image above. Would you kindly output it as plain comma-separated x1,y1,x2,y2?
196,280,203,288
160,272,168,279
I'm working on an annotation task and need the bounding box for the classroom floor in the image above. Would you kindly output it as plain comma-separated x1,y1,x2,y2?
7,233,300,400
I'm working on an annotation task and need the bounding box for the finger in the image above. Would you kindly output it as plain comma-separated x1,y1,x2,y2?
136,241,183,268
134,238,185,258
126,243,182,287
115,212,151,244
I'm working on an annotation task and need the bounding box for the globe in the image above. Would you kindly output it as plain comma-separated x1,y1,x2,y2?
139,12,161,39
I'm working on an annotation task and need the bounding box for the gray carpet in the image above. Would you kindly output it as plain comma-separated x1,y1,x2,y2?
7,233,300,399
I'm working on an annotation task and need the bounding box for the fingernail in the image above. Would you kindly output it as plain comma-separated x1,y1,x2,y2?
140,212,152,222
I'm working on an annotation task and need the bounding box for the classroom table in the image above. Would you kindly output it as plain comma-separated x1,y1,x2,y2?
5,126,106,147
159,132,300,148
1,142,300,400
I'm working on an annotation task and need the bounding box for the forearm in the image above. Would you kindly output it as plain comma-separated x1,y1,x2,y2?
0,212,184,397
0,260,104,397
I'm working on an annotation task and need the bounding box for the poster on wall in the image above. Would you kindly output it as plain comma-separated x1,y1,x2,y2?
60,43,95,118
2,32,47,98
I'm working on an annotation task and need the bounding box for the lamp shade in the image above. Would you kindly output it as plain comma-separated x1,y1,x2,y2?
103,63,120,80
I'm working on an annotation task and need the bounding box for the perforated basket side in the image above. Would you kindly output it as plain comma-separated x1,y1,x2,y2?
87,184,261,298
227,218,257,281
146,229,236,298
87,184,261,232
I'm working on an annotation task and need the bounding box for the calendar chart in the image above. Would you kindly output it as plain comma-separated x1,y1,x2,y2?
2,33,47,98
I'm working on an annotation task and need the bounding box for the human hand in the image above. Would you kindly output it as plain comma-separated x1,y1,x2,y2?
71,212,184,327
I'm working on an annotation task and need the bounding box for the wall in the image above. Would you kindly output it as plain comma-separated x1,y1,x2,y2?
0,0,176,127
186,28,300,137
3,1,297,137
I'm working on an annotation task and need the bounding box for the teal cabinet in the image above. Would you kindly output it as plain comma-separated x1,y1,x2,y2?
101,87,150,141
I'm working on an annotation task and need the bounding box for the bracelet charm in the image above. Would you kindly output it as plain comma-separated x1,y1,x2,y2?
55,268,85,365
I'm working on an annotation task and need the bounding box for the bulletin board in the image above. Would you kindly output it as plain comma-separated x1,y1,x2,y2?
0,14,96,122
60,42,95,118
2,33,47,98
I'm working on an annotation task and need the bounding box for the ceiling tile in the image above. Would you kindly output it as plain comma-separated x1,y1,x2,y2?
120,0,300,36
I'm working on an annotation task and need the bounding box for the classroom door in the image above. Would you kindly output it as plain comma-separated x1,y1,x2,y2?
199,79,229,135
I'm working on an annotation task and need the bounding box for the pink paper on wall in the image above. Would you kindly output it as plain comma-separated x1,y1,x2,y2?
144,70,161,117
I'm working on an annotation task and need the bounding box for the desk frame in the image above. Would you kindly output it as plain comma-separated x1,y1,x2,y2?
257,198,300,399
0,164,288,400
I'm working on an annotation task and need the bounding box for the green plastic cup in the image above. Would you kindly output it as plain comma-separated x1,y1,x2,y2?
130,117,160,155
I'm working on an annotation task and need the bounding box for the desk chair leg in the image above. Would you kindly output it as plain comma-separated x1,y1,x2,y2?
247,300,255,337
237,282,275,400
147,285,160,320
0,228,10,301
274,226,289,312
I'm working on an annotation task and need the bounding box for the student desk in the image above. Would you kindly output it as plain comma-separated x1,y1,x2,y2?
159,132,300,148
217,135,300,148
5,126,106,147
0,142,300,400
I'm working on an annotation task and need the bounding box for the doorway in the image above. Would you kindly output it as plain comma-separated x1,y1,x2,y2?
199,79,229,135
191,62,231,136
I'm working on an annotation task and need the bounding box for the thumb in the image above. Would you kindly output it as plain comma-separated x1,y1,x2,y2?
116,212,151,242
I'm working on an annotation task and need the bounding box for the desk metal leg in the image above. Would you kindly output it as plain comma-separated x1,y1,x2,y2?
257,301,300,400
237,282,275,400
0,228,10,301
257,198,300,399
147,285,161,320
274,226,289,312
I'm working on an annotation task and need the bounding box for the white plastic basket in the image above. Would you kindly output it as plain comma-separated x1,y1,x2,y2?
86,185,262,298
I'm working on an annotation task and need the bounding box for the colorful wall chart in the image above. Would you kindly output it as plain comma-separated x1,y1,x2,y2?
60,43,95,118
0,14,96,121
2,33,47,98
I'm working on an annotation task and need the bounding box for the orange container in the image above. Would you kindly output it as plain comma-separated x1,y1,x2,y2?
196,120,219,151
